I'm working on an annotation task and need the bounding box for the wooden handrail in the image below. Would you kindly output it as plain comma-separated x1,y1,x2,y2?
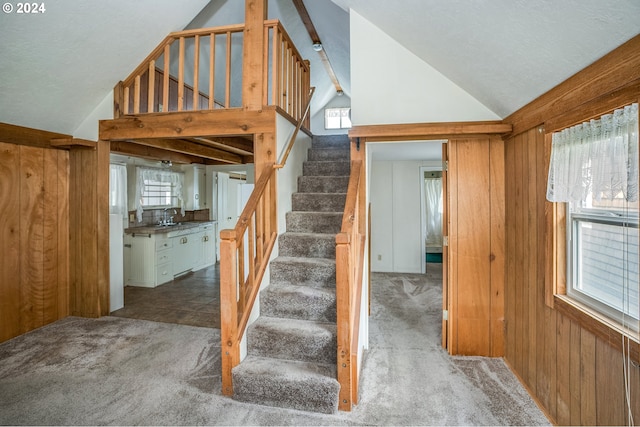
274,86,315,169
220,163,278,396
335,159,366,411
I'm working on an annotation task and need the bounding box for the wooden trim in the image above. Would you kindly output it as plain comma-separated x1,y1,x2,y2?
505,34,640,136
349,121,512,141
99,108,277,141
554,295,640,363
0,122,71,149
545,79,640,133
50,138,97,149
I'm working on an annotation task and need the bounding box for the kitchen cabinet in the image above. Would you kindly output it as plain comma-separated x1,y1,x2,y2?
196,223,216,270
124,222,216,288
171,229,198,276
124,233,173,287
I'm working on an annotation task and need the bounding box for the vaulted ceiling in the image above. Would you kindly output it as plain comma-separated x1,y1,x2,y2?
0,0,638,138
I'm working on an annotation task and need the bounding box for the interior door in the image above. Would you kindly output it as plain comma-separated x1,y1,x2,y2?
441,142,449,350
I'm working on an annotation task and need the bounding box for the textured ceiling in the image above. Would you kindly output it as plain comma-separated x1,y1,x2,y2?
330,0,640,117
0,0,209,134
0,0,638,138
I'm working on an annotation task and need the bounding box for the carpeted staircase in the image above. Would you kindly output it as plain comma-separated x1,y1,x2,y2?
231,134,350,414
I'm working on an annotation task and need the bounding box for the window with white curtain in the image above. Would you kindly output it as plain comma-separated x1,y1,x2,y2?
109,164,128,219
135,167,185,222
547,103,639,329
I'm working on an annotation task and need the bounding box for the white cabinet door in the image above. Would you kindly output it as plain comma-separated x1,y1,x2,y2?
173,232,198,275
126,234,155,287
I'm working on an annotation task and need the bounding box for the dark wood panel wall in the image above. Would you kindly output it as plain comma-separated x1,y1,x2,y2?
503,34,640,425
0,140,70,342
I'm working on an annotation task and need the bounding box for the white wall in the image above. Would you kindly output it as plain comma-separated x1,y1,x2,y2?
74,92,113,141
350,10,500,126
370,159,440,273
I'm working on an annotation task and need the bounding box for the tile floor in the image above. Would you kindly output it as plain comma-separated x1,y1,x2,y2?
110,263,220,329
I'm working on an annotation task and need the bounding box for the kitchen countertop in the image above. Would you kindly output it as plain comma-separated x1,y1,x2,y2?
124,220,216,235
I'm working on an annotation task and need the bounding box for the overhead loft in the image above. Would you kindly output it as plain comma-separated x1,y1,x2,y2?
99,19,312,165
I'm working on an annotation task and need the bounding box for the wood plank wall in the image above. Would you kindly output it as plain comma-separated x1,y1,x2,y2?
0,141,70,342
448,137,504,357
503,34,640,425
69,142,110,318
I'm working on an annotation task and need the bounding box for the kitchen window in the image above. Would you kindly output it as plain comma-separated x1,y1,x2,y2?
547,103,639,332
135,167,185,222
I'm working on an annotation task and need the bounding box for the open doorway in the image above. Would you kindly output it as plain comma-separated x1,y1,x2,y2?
420,167,443,274
107,153,254,329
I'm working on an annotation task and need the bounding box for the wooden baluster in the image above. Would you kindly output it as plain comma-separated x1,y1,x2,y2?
237,238,245,315
209,33,215,110
133,75,141,114
193,35,200,111
262,24,269,107
123,86,130,115
225,32,232,108
163,43,170,112
271,26,279,108
178,37,185,111
147,60,155,113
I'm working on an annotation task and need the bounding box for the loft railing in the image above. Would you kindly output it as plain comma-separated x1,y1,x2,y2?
335,159,366,411
114,20,311,128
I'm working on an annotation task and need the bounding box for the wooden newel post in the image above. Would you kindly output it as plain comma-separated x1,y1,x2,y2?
335,232,352,411
220,228,239,396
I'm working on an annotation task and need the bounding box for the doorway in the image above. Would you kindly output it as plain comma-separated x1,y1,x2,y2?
420,167,443,274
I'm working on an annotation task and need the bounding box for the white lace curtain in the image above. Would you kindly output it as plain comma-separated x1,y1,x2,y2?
546,103,638,203
424,178,443,247
109,164,128,219
135,167,185,222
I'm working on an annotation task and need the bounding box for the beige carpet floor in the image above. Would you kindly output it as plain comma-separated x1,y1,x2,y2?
0,269,549,425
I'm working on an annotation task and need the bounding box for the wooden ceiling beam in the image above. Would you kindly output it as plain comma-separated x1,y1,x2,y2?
292,0,343,94
129,138,244,164
109,141,217,164
0,122,71,149
190,136,254,155
99,109,276,141
348,121,513,142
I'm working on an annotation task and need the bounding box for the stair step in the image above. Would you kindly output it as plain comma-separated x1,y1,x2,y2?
286,211,342,234
303,161,350,177
278,232,336,259
232,355,339,414
312,135,350,150
308,148,350,161
261,284,336,322
292,193,346,212
298,176,349,193
247,316,337,364
270,257,336,288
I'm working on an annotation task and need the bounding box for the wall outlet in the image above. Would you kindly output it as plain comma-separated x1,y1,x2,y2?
129,213,135,223
377,254,382,261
